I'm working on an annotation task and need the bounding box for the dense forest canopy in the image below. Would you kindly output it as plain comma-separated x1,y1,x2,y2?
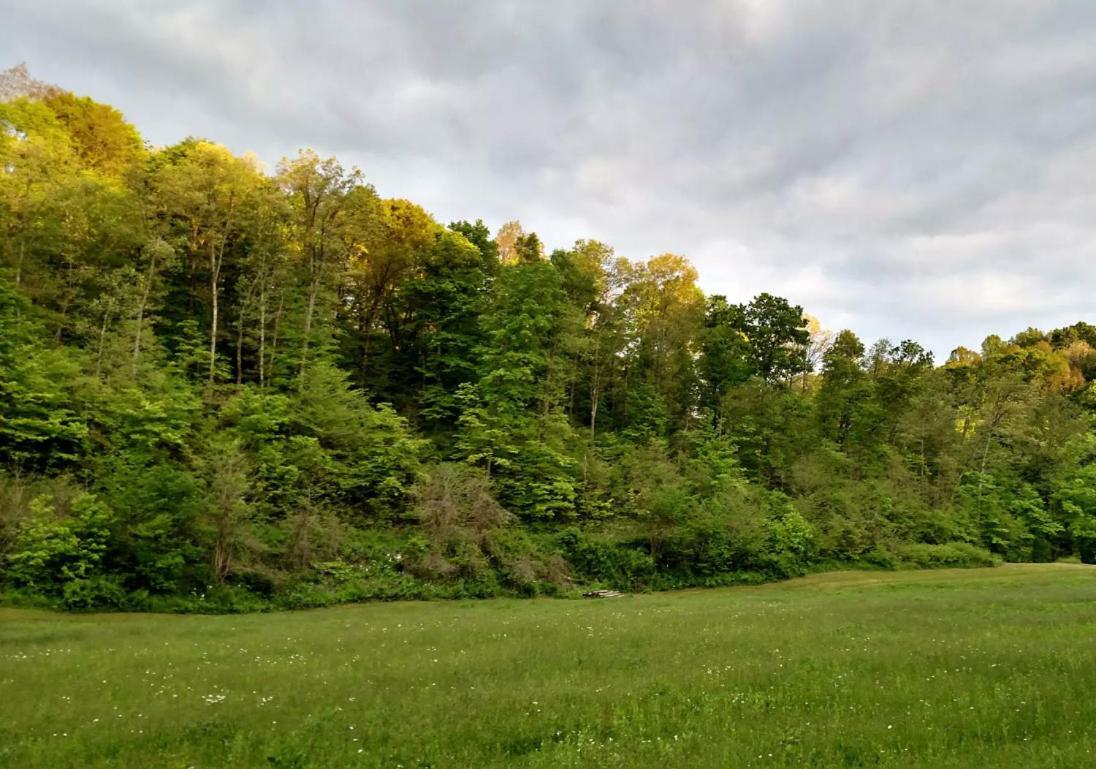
2,65,1095,610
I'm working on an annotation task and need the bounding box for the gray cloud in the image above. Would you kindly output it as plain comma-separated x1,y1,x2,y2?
4,0,1096,357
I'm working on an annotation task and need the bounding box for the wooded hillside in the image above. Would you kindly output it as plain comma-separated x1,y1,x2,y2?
2,66,1095,610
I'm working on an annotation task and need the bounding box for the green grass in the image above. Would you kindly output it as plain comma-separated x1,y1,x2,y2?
2,564,1095,768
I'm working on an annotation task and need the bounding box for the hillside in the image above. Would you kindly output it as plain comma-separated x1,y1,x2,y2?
2,67,1096,610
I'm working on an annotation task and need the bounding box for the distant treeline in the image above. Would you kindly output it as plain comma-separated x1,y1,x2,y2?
1,66,1094,611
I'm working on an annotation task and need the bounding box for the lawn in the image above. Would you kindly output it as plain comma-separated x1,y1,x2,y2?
1,564,1094,768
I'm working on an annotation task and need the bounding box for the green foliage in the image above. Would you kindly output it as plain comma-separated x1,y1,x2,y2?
456,260,581,519
1053,455,1096,564
896,542,1001,569
94,456,203,592
42,91,144,176
291,362,426,519
0,277,88,470
2,81,1095,610
4,493,114,592
557,528,656,589
741,292,811,384
698,296,753,415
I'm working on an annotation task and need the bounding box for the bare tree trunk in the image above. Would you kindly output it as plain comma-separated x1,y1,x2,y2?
132,249,157,375
295,271,320,387
268,290,285,384
622,362,630,423
235,314,245,385
208,199,237,384
206,237,221,383
209,252,219,383
589,333,602,440
55,296,72,341
212,518,231,584
258,275,266,388
15,238,24,286
356,292,386,388
977,433,993,492
299,279,318,384
95,311,110,379
234,277,257,385
208,447,249,584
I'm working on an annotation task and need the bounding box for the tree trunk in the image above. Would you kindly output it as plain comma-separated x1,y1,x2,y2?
357,291,386,388
235,277,257,386
95,311,110,379
269,290,285,384
208,199,237,384
132,249,157,376
258,276,266,387
299,278,319,386
15,238,24,286
235,313,245,385
209,243,219,383
212,518,231,584
589,333,602,439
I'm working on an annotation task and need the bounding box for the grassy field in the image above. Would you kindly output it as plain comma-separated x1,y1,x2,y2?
1,564,1094,768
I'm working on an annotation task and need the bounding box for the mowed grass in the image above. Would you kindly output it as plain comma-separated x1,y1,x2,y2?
2,565,1095,768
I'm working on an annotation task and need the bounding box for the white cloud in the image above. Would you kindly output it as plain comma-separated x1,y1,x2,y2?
3,0,1095,356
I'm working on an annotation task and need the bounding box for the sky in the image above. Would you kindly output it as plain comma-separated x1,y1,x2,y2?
4,0,1096,358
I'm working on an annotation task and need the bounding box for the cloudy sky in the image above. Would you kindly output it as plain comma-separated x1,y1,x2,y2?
4,0,1095,356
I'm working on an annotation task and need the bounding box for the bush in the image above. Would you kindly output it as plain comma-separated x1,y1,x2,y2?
860,547,899,569
660,515,765,576
1079,537,1096,565
4,493,115,592
1030,537,1055,563
896,542,1000,569
766,503,818,573
484,528,571,595
557,528,656,589
407,463,516,581
61,576,127,610
187,584,271,614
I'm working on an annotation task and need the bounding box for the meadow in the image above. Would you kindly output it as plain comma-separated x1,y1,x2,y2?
2,564,1094,768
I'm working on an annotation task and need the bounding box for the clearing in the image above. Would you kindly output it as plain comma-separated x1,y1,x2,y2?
1,563,1094,768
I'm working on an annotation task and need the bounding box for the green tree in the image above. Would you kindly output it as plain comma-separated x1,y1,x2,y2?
741,293,811,385
153,141,267,383
698,295,753,419
0,276,87,471
457,260,581,518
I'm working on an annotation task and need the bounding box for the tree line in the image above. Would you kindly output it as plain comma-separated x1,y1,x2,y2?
2,65,1095,610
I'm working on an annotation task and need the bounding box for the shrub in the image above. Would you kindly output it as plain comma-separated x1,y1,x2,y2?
766,504,818,565
484,528,571,595
860,547,899,569
61,575,127,610
557,528,656,589
4,493,115,592
1030,537,1055,563
896,542,1000,569
407,463,515,581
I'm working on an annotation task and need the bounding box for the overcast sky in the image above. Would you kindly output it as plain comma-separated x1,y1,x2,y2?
5,0,1096,357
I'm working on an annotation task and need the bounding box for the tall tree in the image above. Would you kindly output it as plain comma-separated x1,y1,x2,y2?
153,141,266,383
618,254,704,434
816,329,867,448
698,296,753,421
741,293,811,385
277,150,368,383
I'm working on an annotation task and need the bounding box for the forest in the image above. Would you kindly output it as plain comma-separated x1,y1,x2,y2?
2,65,1096,611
